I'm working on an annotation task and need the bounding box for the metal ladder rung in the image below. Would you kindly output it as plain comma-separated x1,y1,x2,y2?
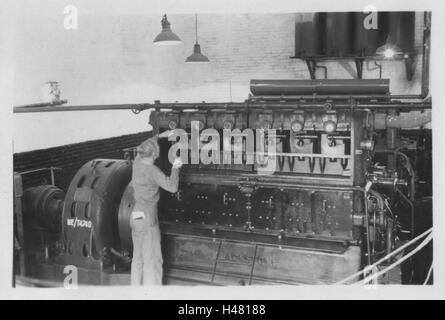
210,240,259,286
210,240,223,283
248,244,259,285
217,260,253,266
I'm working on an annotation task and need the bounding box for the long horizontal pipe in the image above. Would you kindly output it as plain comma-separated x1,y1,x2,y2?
13,101,432,113
249,94,391,101
13,104,146,113
250,94,429,101
13,100,68,109
386,110,432,129
250,79,390,96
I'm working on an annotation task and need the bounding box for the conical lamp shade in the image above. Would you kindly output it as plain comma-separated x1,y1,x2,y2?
153,15,182,46
185,43,209,63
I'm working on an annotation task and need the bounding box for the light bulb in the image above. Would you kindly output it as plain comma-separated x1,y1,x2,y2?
383,48,395,59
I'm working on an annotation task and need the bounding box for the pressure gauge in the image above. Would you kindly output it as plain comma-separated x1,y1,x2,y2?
223,120,234,130
323,120,337,134
291,120,304,133
168,120,178,130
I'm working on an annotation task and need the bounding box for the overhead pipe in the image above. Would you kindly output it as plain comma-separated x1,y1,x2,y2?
386,110,431,128
373,110,432,129
13,101,432,114
249,94,429,102
14,100,68,109
249,94,391,101
13,104,151,113
249,79,390,96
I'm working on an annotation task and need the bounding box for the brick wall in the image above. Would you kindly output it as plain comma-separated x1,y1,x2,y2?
13,131,151,191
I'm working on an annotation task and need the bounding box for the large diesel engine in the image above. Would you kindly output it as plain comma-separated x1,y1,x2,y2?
15,79,432,285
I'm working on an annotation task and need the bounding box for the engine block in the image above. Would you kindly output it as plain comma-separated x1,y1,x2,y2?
17,79,431,285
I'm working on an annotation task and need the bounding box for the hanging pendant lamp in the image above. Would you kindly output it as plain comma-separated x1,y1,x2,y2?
153,14,182,46
186,14,210,63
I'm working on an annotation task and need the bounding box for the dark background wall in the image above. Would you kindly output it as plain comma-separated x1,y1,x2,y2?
13,131,151,191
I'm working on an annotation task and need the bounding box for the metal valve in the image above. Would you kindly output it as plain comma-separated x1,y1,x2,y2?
328,137,337,147
297,138,305,147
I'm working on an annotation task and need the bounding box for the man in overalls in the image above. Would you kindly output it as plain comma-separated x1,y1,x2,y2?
131,136,182,285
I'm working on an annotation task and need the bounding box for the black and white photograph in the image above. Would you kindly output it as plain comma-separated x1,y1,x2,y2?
1,0,443,301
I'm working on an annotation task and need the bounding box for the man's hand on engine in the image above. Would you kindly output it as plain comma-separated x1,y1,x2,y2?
172,157,183,169
157,130,174,139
